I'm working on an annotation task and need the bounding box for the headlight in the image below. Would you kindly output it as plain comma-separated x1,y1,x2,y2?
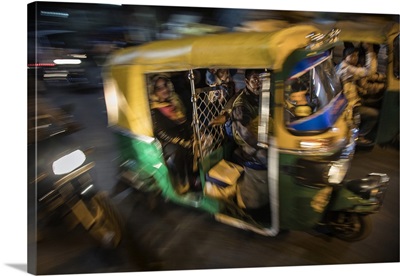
298,137,336,154
299,138,331,149
327,159,350,184
52,150,86,175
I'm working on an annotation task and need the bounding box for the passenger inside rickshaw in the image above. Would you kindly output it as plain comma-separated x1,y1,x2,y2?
146,70,231,194
226,69,270,220
147,68,272,224
148,74,199,194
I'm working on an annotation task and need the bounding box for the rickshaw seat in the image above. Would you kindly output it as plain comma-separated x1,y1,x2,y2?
200,142,238,175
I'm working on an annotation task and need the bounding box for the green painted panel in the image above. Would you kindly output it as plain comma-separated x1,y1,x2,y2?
279,154,329,230
115,133,220,213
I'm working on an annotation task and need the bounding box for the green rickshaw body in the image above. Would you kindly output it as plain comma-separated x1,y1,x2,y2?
271,44,354,230
102,24,388,236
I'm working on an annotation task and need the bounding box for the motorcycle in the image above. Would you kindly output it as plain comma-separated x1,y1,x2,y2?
102,25,390,241
28,90,123,249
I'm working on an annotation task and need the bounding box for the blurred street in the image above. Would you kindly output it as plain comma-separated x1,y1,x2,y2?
22,2,399,275
32,85,399,275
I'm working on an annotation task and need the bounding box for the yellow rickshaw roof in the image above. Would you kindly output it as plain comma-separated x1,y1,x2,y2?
107,25,322,72
333,21,399,44
233,19,399,45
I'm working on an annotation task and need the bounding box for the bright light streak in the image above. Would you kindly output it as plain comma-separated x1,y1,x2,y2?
40,11,69,18
54,59,82,65
44,73,68,78
70,54,87,59
53,150,86,175
81,184,94,195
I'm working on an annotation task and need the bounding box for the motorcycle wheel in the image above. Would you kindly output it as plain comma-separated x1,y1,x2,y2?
88,191,123,249
332,212,372,242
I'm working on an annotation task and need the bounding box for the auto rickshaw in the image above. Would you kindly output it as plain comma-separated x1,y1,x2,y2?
235,18,400,148
332,20,399,148
102,25,389,241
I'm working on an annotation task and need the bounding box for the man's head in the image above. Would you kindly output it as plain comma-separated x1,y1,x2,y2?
289,79,308,105
244,69,264,95
343,47,359,66
215,69,231,84
206,68,235,86
286,78,313,118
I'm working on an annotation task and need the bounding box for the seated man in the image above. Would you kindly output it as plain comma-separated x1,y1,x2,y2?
231,69,267,167
230,69,269,210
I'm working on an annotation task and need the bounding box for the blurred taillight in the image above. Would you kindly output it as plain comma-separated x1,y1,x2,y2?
28,63,55,68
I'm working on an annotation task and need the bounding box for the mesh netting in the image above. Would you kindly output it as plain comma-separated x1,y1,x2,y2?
194,86,229,158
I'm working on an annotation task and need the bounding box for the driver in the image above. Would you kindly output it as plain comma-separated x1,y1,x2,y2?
285,78,316,121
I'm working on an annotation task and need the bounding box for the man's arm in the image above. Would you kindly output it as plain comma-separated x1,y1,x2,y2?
231,105,258,148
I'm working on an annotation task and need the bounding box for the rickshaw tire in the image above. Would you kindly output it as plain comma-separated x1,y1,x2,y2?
333,213,372,242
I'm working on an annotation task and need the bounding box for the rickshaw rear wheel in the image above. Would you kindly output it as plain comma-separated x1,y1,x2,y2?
332,212,372,242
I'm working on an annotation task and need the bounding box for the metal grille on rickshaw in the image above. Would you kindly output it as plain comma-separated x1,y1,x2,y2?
193,86,228,159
